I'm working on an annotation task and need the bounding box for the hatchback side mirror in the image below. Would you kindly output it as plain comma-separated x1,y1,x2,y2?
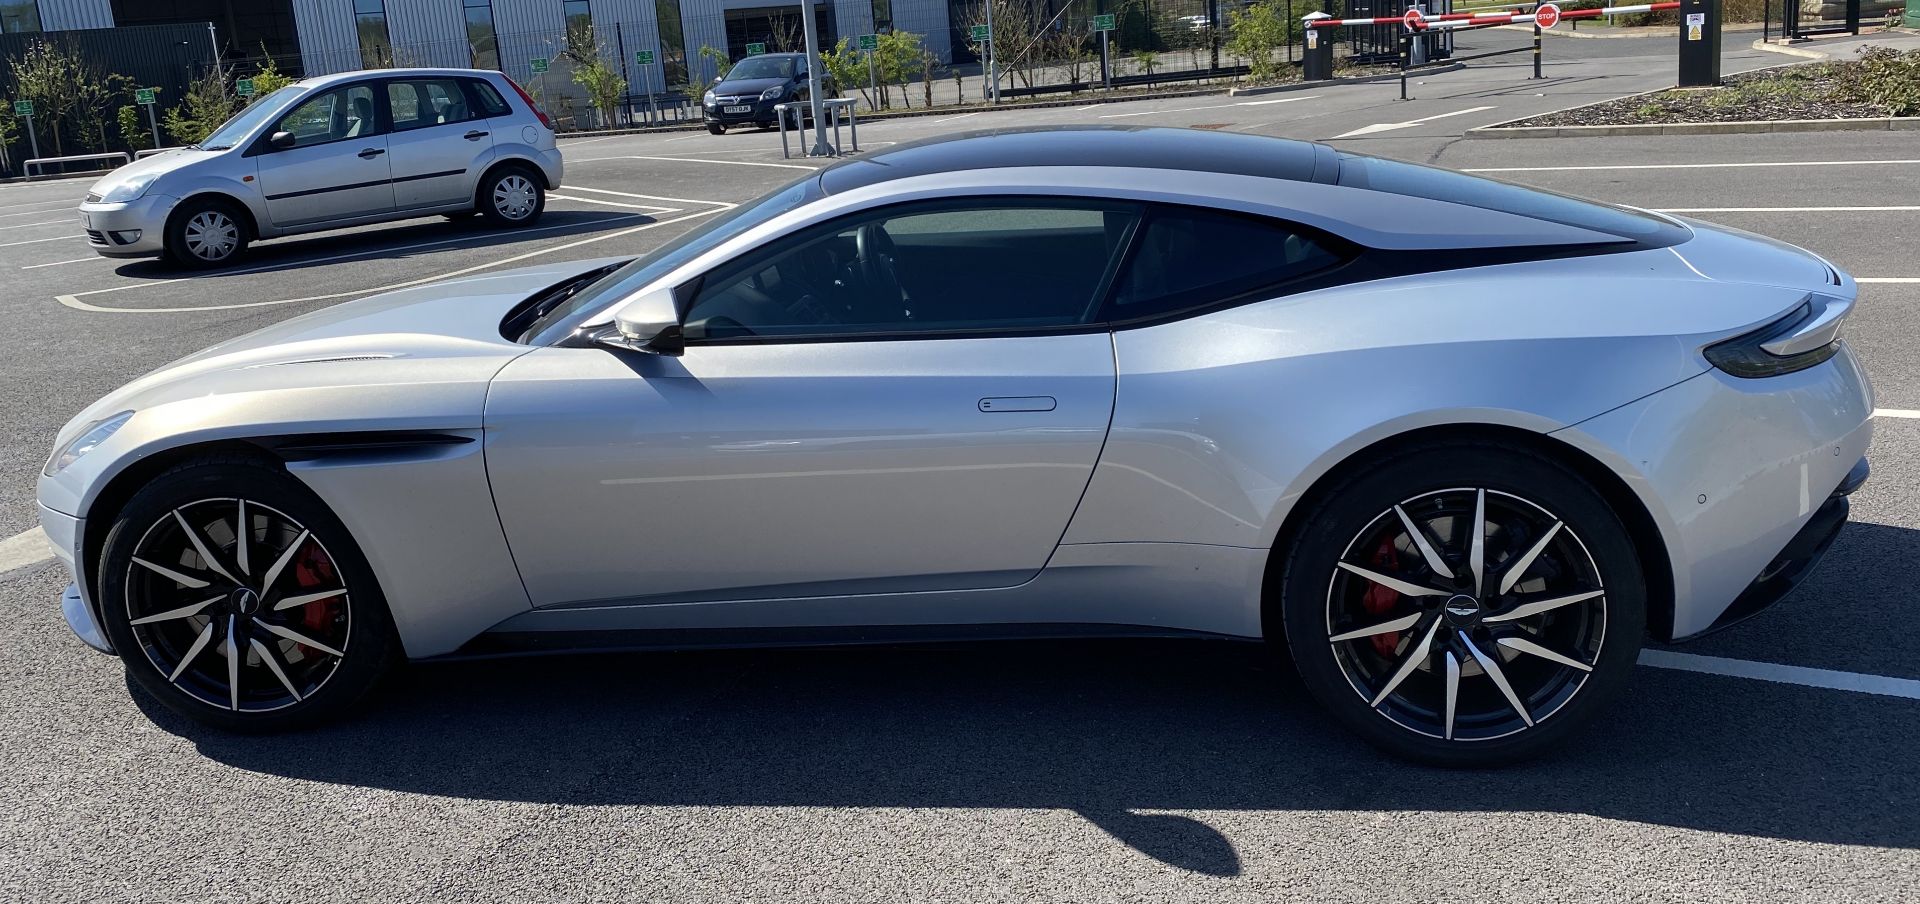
609,286,684,356
268,130,296,150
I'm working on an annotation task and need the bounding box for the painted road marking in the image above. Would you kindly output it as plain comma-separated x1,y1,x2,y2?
1332,106,1499,138
932,111,985,124
57,207,731,313
1858,278,1920,284
0,235,84,249
565,185,744,207
1657,206,1920,213
1075,103,1102,111
1875,409,1920,419
1639,649,1920,701
0,527,53,576
0,219,68,231
1464,158,1920,173
575,154,818,170
21,256,106,270
550,193,680,212
0,204,80,219
560,134,623,145
1099,96,1320,119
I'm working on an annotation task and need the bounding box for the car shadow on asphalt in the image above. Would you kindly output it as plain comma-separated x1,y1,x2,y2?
138,624,1920,875
102,211,650,280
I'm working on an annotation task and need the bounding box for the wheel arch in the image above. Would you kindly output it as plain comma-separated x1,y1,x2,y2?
170,190,261,241
474,155,552,199
1258,422,1675,648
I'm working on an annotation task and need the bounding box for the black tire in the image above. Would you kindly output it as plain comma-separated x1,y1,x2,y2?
443,210,479,221
1277,441,1645,766
476,164,546,227
707,122,726,135
163,197,249,268
97,456,398,733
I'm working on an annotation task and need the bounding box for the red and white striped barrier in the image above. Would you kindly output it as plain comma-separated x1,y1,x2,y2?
1306,1,1680,29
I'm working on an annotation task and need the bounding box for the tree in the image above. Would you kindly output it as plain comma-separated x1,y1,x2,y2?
164,65,239,146
571,54,628,128
875,30,923,109
249,46,297,99
819,38,874,109
1227,0,1297,83
921,50,938,108
7,40,82,155
117,104,151,151
1134,49,1159,85
697,44,731,85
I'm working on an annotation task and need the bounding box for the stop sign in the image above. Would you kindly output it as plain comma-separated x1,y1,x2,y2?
1536,2,1562,28
1402,6,1426,30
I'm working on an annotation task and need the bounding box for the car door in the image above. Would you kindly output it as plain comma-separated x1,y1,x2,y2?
485,198,1139,609
254,83,394,227
380,76,495,211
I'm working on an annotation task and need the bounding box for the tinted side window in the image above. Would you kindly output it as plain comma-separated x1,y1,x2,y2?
465,78,510,117
1108,207,1345,320
683,201,1138,341
276,84,380,148
387,78,476,131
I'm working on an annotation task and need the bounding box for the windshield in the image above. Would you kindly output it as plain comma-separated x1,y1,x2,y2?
523,175,823,345
725,57,796,81
200,86,304,149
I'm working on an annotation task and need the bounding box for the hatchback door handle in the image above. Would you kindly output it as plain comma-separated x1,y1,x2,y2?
464,130,489,141
979,396,1056,412
358,147,385,158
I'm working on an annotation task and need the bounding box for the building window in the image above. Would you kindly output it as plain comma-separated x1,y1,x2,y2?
0,0,42,33
653,0,688,89
563,0,593,55
870,0,891,33
354,0,392,67
464,0,498,69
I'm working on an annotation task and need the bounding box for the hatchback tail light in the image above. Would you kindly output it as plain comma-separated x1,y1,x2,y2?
1704,294,1851,378
504,76,552,130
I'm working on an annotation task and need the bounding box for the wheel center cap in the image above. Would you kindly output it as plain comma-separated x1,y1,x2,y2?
1442,594,1482,626
230,587,261,616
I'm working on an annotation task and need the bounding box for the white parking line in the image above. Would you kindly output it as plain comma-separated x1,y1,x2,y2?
0,219,67,231
1075,104,1103,111
561,134,623,145
549,193,680,212
1875,409,1920,419
21,256,105,270
1464,159,1920,173
575,154,818,170
0,527,53,577
1099,96,1319,118
1858,278,1920,284
0,235,83,249
1639,649,1920,701
565,185,742,207
0,204,77,219
1656,206,1920,213
932,111,985,124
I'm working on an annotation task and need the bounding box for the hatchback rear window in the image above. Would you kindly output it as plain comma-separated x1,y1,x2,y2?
1335,153,1688,243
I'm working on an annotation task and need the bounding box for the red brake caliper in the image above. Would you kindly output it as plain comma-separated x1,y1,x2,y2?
1362,536,1403,658
291,540,341,642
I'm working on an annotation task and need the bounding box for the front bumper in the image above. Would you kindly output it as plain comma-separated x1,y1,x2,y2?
704,98,783,125
37,502,111,654
78,194,175,258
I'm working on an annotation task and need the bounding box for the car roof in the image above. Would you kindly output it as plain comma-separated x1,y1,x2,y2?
817,126,1340,196
297,67,501,89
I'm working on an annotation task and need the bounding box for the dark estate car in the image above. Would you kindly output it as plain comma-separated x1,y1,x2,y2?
701,52,836,133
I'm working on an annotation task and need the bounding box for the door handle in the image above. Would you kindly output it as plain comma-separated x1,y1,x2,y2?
978,396,1056,413
358,147,385,158
464,130,489,140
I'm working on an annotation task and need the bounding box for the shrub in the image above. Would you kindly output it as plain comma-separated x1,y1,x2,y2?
117,104,151,151
164,65,239,145
1228,0,1297,83
1848,45,1920,115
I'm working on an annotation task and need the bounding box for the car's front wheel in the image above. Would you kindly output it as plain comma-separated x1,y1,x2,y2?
478,165,545,227
707,122,726,135
163,198,249,268
97,457,397,732
1279,441,1644,766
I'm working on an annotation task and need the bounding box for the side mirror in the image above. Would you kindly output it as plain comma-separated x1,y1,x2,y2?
268,130,296,150
609,286,684,355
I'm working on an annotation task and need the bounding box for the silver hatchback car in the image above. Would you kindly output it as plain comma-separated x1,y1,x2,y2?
77,67,563,268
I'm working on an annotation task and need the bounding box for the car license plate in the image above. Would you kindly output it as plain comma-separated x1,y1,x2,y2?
723,105,751,114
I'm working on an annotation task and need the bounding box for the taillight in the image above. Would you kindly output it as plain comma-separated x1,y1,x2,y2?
504,76,552,130
1704,294,1850,378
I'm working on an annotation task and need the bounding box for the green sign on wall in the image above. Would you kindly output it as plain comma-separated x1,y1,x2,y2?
529,57,550,73
1093,13,1116,30
969,24,990,40
634,50,655,65
135,87,157,105
858,34,878,50
745,42,766,55
236,78,255,97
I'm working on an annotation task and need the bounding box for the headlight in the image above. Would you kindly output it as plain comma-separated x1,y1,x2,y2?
44,411,133,477
703,90,717,105
97,173,161,204
760,86,785,100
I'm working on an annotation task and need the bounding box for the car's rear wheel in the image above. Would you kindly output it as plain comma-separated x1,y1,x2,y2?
1278,442,1644,766
97,458,397,732
164,198,248,268
478,165,545,227
707,122,726,135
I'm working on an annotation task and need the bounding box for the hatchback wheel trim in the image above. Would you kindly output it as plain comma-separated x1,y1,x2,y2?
492,174,537,220
182,210,238,261
125,498,351,713
1325,488,1607,742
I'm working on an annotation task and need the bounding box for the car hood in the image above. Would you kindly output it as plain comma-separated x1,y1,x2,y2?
59,257,626,440
712,77,789,97
86,147,224,196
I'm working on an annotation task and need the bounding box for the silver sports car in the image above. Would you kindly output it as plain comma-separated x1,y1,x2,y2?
38,127,1872,763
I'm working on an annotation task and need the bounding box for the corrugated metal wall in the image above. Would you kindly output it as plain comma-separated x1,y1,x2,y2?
36,0,114,30
293,0,363,74
387,0,470,67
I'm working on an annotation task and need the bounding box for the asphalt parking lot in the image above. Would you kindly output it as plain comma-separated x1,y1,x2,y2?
3,32,1918,902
